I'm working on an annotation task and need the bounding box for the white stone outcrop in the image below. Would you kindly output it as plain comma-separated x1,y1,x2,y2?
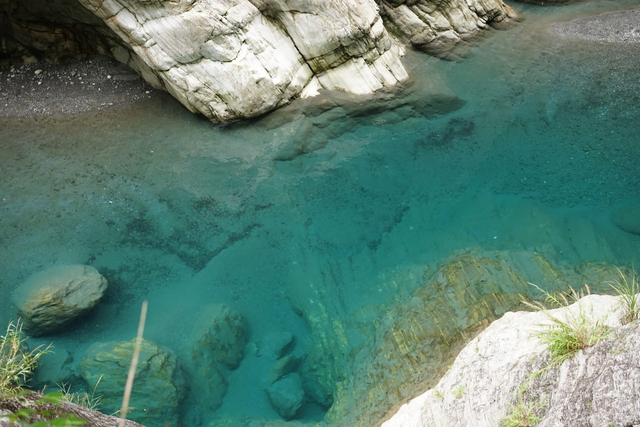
380,0,520,58
70,0,518,122
383,294,640,427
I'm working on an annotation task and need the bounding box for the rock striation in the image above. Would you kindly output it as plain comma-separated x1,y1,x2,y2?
1,0,519,122
11,264,108,336
382,293,640,427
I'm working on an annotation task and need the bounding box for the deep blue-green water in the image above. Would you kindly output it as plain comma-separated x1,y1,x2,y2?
1,1,640,426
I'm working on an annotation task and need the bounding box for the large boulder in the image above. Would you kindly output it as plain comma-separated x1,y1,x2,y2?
79,338,185,427
11,264,108,336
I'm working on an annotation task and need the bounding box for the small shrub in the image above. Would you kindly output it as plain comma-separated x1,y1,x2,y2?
0,319,51,394
524,284,610,365
608,267,639,324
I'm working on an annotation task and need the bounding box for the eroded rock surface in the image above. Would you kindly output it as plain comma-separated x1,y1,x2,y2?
11,264,108,336
383,294,640,427
1,0,519,122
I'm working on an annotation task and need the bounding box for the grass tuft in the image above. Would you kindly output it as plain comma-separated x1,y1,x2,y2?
0,319,51,394
608,267,639,325
501,397,543,427
524,284,610,365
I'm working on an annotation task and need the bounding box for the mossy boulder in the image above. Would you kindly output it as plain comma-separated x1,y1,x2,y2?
79,338,185,426
12,265,107,336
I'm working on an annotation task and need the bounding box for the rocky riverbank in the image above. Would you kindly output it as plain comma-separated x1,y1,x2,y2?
0,55,154,118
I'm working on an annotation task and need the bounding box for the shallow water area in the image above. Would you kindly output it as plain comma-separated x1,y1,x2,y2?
1,1,640,425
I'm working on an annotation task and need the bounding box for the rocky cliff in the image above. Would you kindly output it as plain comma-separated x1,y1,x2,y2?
0,0,519,122
382,293,640,427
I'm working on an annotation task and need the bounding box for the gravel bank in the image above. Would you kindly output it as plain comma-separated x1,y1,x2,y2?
0,55,155,119
551,7,640,43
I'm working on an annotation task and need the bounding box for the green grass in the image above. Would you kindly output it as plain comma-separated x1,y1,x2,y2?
524,284,610,365
608,267,639,325
0,319,51,394
501,397,543,427
57,375,103,411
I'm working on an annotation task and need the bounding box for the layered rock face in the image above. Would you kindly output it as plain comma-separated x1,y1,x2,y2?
73,0,409,122
1,0,519,122
380,0,520,58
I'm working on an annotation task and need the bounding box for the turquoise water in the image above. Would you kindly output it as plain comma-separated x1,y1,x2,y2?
1,1,640,426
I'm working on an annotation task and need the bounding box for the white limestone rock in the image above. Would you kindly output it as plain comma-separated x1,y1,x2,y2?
74,0,410,122
383,294,640,427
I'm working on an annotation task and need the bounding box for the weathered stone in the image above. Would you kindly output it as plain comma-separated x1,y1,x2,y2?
610,205,640,235
191,304,249,369
1,0,519,122
266,373,306,420
184,304,248,412
12,265,108,336
79,338,185,427
383,294,640,427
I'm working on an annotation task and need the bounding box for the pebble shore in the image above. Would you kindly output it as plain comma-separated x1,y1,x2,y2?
0,55,154,118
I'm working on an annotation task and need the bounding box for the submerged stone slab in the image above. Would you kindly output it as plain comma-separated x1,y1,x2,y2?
12,264,108,336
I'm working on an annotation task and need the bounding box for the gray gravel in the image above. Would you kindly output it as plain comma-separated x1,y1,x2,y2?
551,7,640,43
0,55,155,118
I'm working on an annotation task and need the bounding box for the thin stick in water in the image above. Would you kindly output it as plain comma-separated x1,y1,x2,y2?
118,300,148,427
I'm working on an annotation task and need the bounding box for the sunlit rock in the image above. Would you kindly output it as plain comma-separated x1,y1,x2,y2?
383,293,639,426
1,0,520,121
79,338,185,427
11,264,107,336
380,0,521,59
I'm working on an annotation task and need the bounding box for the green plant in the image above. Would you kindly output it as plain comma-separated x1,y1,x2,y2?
451,385,464,399
501,397,543,427
57,375,103,411
608,267,639,324
524,284,610,365
434,389,444,400
0,319,51,394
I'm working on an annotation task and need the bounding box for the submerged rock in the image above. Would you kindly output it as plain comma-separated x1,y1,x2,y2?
79,338,185,427
11,264,108,336
266,373,306,420
383,293,640,427
610,205,640,236
185,304,249,412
